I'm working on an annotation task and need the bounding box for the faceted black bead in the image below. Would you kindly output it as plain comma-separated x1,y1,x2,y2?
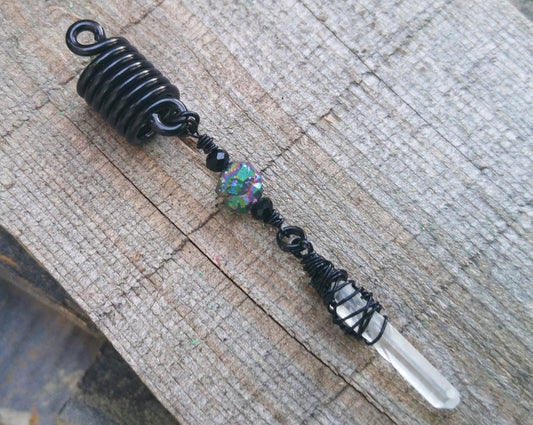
206,149,230,172
251,197,274,221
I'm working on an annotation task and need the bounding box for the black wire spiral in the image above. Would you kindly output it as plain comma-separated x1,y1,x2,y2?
66,20,199,145
196,134,218,154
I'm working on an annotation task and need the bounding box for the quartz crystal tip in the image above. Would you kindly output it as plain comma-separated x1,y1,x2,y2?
333,283,461,409
439,386,461,409
370,320,461,410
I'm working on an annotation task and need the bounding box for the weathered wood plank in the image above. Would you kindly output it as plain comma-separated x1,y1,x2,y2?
0,0,531,424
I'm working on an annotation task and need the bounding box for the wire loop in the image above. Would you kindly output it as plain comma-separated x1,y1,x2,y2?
277,226,314,258
65,20,107,56
151,99,200,136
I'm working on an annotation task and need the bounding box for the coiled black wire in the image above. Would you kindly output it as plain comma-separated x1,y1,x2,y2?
196,134,218,154
264,209,285,228
66,20,199,145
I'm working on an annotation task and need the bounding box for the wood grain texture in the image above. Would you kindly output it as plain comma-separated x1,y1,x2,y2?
0,0,531,424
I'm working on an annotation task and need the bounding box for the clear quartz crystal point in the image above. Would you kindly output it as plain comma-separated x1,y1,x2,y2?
334,283,461,409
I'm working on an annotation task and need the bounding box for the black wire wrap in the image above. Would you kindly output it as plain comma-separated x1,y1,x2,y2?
66,19,387,345
278,226,387,344
196,134,218,154
66,20,199,145
264,209,285,228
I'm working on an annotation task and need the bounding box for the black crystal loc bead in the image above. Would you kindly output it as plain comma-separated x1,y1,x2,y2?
206,149,230,172
251,197,274,221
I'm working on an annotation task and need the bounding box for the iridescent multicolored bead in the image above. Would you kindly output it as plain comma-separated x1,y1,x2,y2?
216,161,263,213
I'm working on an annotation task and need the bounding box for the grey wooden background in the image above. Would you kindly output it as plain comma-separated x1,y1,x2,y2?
0,0,532,424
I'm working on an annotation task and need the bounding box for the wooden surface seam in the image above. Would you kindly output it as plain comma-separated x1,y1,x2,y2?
1,1,532,424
